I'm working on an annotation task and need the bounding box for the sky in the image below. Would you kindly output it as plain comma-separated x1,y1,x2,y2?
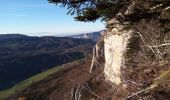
0,0,105,36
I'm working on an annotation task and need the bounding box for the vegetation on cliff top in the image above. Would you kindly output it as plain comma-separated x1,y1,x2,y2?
48,0,170,22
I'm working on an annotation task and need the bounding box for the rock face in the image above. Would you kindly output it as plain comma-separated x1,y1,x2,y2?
91,20,133,86
90,18,133,85
90,2,170,99
103,29,132,85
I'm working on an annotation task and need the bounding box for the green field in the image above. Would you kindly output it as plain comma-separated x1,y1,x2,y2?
0,58,86,100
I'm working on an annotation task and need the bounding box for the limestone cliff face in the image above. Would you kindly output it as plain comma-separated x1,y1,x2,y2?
90,3,170,99
90,2,170,87
91,18,133,85
90,1,135,85
103,23,132,85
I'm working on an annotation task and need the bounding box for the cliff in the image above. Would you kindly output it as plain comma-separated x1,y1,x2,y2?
90,2,170,99
91,20,132,85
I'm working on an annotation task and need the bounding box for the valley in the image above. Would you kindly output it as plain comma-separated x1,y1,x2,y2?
0,34,95,90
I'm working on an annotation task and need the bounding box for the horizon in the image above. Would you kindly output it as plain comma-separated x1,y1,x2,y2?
0,0,105,36
0,30,104,37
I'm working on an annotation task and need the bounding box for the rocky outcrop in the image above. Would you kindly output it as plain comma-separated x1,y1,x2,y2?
90,20,132,85
103,19,133,85
90,1,170,99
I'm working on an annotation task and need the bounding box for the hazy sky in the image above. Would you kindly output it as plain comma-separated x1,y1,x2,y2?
0,0,105,36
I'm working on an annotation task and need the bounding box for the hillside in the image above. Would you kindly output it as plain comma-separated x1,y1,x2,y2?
4,58,170,100
0,58,90,100
0,34,95,90
4,58,93,100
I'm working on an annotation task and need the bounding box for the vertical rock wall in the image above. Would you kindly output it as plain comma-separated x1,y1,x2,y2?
104,29,132,85
89,2,170,99
91,19,132,85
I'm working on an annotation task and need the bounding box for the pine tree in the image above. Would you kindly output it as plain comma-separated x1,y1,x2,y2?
48,0,130,22
48,0,170,22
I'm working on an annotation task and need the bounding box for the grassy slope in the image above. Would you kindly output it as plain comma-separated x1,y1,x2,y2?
0,58,87,100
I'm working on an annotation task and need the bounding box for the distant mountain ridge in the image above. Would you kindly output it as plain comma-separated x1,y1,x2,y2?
0,34,28,40
0,34,95,90
68,30,103,42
